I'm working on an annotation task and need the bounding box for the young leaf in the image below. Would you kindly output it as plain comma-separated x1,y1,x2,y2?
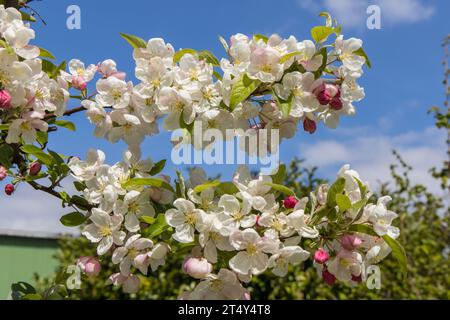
311,26,334,43
280,51,302,64
173,48,197,63
253,34,268,43
20,145,53,166
39,47,55,60
123,177,174,193
216,182,239,195
149,159,166,176
140,216,156,224
229,74,260,110
348,224,378,236
120,33,147,49
144,214,169,239
336,194,352,212
354,47,372,68
265,183,295,196
326,178,346,207
60,212,87,227
218,35,229,52
198,50,220,66
383,235,408,279
193,180,221,194
271,163,286,185
54,120,76,131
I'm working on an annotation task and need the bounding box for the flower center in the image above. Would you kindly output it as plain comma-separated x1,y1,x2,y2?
100,226,112,237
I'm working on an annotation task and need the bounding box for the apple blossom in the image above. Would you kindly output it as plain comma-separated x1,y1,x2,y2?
314,248,330,264
0,89,12,109
77,256,101,277
0,166,7,181
183,256,213,279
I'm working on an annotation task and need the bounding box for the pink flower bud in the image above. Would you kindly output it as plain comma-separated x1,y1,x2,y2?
0,89,12,110
314,83,340,106
329,97,343,110
71,75,87,90
5,183,14,195
29,162,42,176
77,256,101,277
314,248,329,264
340,234,362,251
182,257,212,279
303,118,317,134
243,290,251,300
0,166,7,181
352,274,362,283
283,195,298,209
322,269,336,286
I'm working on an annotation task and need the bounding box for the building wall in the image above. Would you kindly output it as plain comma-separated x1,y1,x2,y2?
0,236,58,299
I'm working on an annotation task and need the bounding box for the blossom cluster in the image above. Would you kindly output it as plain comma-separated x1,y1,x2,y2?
70,148,400,298
71,23,367,157
0,5,68,145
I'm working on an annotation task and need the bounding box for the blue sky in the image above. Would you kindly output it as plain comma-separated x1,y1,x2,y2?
1,0,449,232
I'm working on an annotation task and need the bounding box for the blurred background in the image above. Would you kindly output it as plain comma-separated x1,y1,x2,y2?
0,0,448,299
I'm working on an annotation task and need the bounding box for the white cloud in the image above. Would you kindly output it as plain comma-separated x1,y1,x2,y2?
298,0,435,28
300,126,447,195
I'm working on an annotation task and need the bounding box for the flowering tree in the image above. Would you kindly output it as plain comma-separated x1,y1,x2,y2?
0,4,406,300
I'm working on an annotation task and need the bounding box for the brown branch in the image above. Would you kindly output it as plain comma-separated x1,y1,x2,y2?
27,180,64,200
44,106,86,120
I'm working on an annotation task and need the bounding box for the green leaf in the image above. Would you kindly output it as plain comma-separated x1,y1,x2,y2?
193,180,221,194
39,47,55,60
0,123,9,131
149,159,166,176
273,91,293,118
336,194,352,212
144,214,169,239
70,195,91,210
123,177,174,193
60,211,87,227
213,70,223,81
348,224,378,237
175,170,186,199
326,178,346,207
280,51,302,64
253,34,268,43
383,235,407,279
54,120,76,131
21,145,53,166
319,11,332,27
353,47,372,68
265,183,294,196
36,131,48,146
271,164,286,185
140,216,156,224
0,144,14,167
120,33,147,49
216,182,239,195
20,11,36,22
218,35,229,52
73,181,86,192
354,177,367,196
173,48,197,63
199,50,219,66
229,74,261,110
311,26,334,43
11,282,36,300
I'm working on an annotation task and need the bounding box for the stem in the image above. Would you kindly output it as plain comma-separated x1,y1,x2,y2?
44,106,86,120
27,180,64,200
